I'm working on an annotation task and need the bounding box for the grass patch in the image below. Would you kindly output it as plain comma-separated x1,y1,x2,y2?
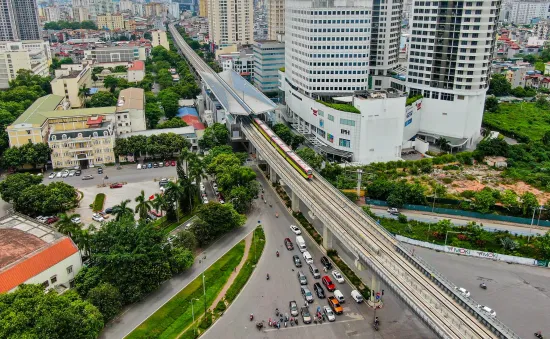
126,240,246,339
92,193,105,212
483,102,550,142
316,100,360,114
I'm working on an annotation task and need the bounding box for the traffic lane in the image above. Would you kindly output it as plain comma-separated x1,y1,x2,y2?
45,165,177,188
411,245,550,338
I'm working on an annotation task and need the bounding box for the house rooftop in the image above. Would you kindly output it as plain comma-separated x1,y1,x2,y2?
128,60,145,71
117,88,144,111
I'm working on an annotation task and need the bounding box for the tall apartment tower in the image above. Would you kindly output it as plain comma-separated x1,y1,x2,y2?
267,0,284,40
284,0,372,95
369,0,403,82
407,0,500,147
208,0,254,47
0,0,41,41
199,0,208,17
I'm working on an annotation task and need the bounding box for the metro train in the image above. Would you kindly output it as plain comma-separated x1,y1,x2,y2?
252,118,313,180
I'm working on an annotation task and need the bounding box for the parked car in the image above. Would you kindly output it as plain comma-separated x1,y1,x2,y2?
151,210,162,217
320,256,333,270
48,172,56,179
92,213,104,222
332,270,344,283
104,207,113,214
202,196,208,204
477,305,496,317
153,162,159,168
69,170,76,177
56,171,63,178
284,238,294,250
456,287,470,298
165,161,170,167
322,276,336,291
61,170,70,178
45,216,59,224
158,162,164,168
147,163,152,169
301,307,312,324
313,282,325,298
289,300,299,317
75,170,81,176
290,225,302,235
327,296,343,314
387,207,399,215
301,286,314,303
137,164,142,170
297,271,307,285
98,211,109,219
302,251,313,264
293,255,302,267
110,183,123,189
97,167,103,174
323,305,336,321
82,175,94,180
171,160,176,166
71,217,81,224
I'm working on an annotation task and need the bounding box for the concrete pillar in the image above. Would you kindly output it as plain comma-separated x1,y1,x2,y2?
354,257,365,271
270,166,277,184
323,225,333,249
371,275,381,299
291,191,300,212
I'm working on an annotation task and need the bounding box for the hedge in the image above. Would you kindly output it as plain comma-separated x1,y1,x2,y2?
316,100,360,114
92,193,105,212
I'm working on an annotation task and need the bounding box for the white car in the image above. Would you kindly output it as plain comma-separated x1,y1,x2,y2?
71,217,81,224
48,172,56,179
92,213,104,222
290,225,302,235
323,306,336,322
302,251,313,264
332,270,345,283
387,207,399,215
477,305,496,317
56,171,63,178
61,170,70,178
69,170,76,177
200,182,205,191
137,164,142,170
456,287,470,298
212,182,218,191
203,196,209,204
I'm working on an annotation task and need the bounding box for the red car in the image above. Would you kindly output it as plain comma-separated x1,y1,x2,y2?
165,161,170,167
284,238,294,250
322,276,336,292
150,210,162,217
46,216,59,224
110,183,123,189
171,160,176,166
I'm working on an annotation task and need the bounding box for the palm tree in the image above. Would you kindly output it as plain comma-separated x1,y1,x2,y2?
78,85,90,107
165,181,185,221
112,199,133,221
56,213,82,238
73,224,96,258
187,153,206,186
436,137,451,152
134,190,152,220
151,193,167,216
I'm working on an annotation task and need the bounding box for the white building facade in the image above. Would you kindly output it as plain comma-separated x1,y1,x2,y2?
208,0,254,47
501,0,550,24
0,40,52,89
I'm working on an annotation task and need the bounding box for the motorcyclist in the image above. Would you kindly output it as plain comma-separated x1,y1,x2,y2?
374,317,379,325
276,250,279,257
275,308,279,316
267,273,270,280
480,282,486,288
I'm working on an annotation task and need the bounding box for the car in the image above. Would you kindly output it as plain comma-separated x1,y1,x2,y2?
302,251,313,264
477,305,496,317
387,207,399,215
56,171,62,178
146,163,151,168
137,164,142,170
104,207,113,214
456,287,470,298
320,256,332,270
203,196,209,204
82,175,94,180
69,170,76,177
300,307,312,324
200,182,205,192
92,213,104,222
289,225,302,235
293,255,302,267
327,296,343,314
46,216,59,224
48,172,56,179
313,282,325,298
322,276,336,291
110,183,123,188
284,238,294,250
158,162,164,167
153,162,159,168
98,211,109,219
71,217,81,224
36,216,47,223
159,178,169,187
150,210,162,217
297,271,307,285
61,170,70,178
332,270,344,283
97,167,103,174
75,170,81,176
171,160,176,166
323,306,336,322
301,286,314,303
165,161,170,167
289,300,299,317
219,198,225,204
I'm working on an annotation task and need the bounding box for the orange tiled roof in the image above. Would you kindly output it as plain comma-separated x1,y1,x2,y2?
129,60,145,71
0,238,79,293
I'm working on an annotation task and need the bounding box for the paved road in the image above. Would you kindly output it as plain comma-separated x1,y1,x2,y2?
202,169,435,339
368,206,548,236
410,246,550,339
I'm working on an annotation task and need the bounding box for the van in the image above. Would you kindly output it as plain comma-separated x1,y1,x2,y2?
309,264,321,279
296,236,307,252
302,251,313,264
334,289,345,303
137,164,141,170
351,290,363,303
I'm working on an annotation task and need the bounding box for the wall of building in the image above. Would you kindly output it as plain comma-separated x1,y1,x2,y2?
50,133,116,168
50,67,92,108
253,40,284,93
151,30,170,50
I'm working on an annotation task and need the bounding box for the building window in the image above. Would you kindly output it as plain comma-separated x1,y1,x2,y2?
50,275,57,284
78,133,83,138
339,138,351,148
340,118,356,126
67,265,73,274
69,279,75,288
328,114,334,121
62,134,67,140
42,281,49,288
93,132,98,137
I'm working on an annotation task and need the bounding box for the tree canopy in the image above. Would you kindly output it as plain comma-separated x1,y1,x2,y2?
114,133,190,159
191,203,246,246
44,20,97,30
157,117,188,129
88,91,117,107
487,74,511,97
199,123,229,149
2,143,51,170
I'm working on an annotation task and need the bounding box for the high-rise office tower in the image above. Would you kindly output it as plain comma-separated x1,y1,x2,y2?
369,0,402,82
208,0,254,47
0,0,41,41
406,0,500,147
267,0,284,40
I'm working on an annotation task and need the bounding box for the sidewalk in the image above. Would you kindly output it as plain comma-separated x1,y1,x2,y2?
174,232,253,339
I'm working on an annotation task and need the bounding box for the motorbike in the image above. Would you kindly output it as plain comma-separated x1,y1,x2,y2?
535,332,544,339
374,323,379,331
276,251,279,257
284,321,287,327
480,283,487,290
266,274,270,280
268,318,272,327
276,322,280,329
295,318,298,325
276,212,279,218
256,322,263,330
284,313,289,322
250,314,254,321
275,308,280,316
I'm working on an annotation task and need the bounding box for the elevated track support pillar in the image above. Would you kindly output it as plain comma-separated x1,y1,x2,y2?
269,165,278,184
291,191,300,212
323,225,333,249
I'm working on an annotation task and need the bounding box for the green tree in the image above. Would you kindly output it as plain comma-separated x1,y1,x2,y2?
145,102,163,128
198,123,229,149
500,189,519,211
151,193,167,216
542,130,550,146
272,123,293,145
487,73,511,96
0,172,43,203
56,213,82,238
475,138,509,157
484,96,499,113
157,69,174,89
0,284,103,339
134,190,152,220
170,247,194,274
521,192,539,216
89,91,117,107
291,134,306,149
157,117,188,129
296,147,323,170
174,230,198,250
103,76,119,92
511,86,527,98
112,199,134,221
1,146,22,169
536,96,549,109
472,188,496,214
87,282,122,322
159,90,180,118
192,203,245,246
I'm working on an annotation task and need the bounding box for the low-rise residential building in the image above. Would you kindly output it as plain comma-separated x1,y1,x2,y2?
127,60,145,82
151,30,170,50
253,40,284,94
50,66,93,108
84,45,149,63
0,214,82,294
97,14,125,31
115,88,146,135
0,41,52,89
219,49,254,80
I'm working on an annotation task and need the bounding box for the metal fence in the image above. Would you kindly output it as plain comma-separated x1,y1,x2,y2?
366,199,550,227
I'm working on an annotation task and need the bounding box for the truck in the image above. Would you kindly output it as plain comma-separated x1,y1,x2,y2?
296,236,307,252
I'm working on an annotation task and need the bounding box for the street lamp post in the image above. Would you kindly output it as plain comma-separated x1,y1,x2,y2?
199,253,207,315
528,207,536,243
190,298,200,336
